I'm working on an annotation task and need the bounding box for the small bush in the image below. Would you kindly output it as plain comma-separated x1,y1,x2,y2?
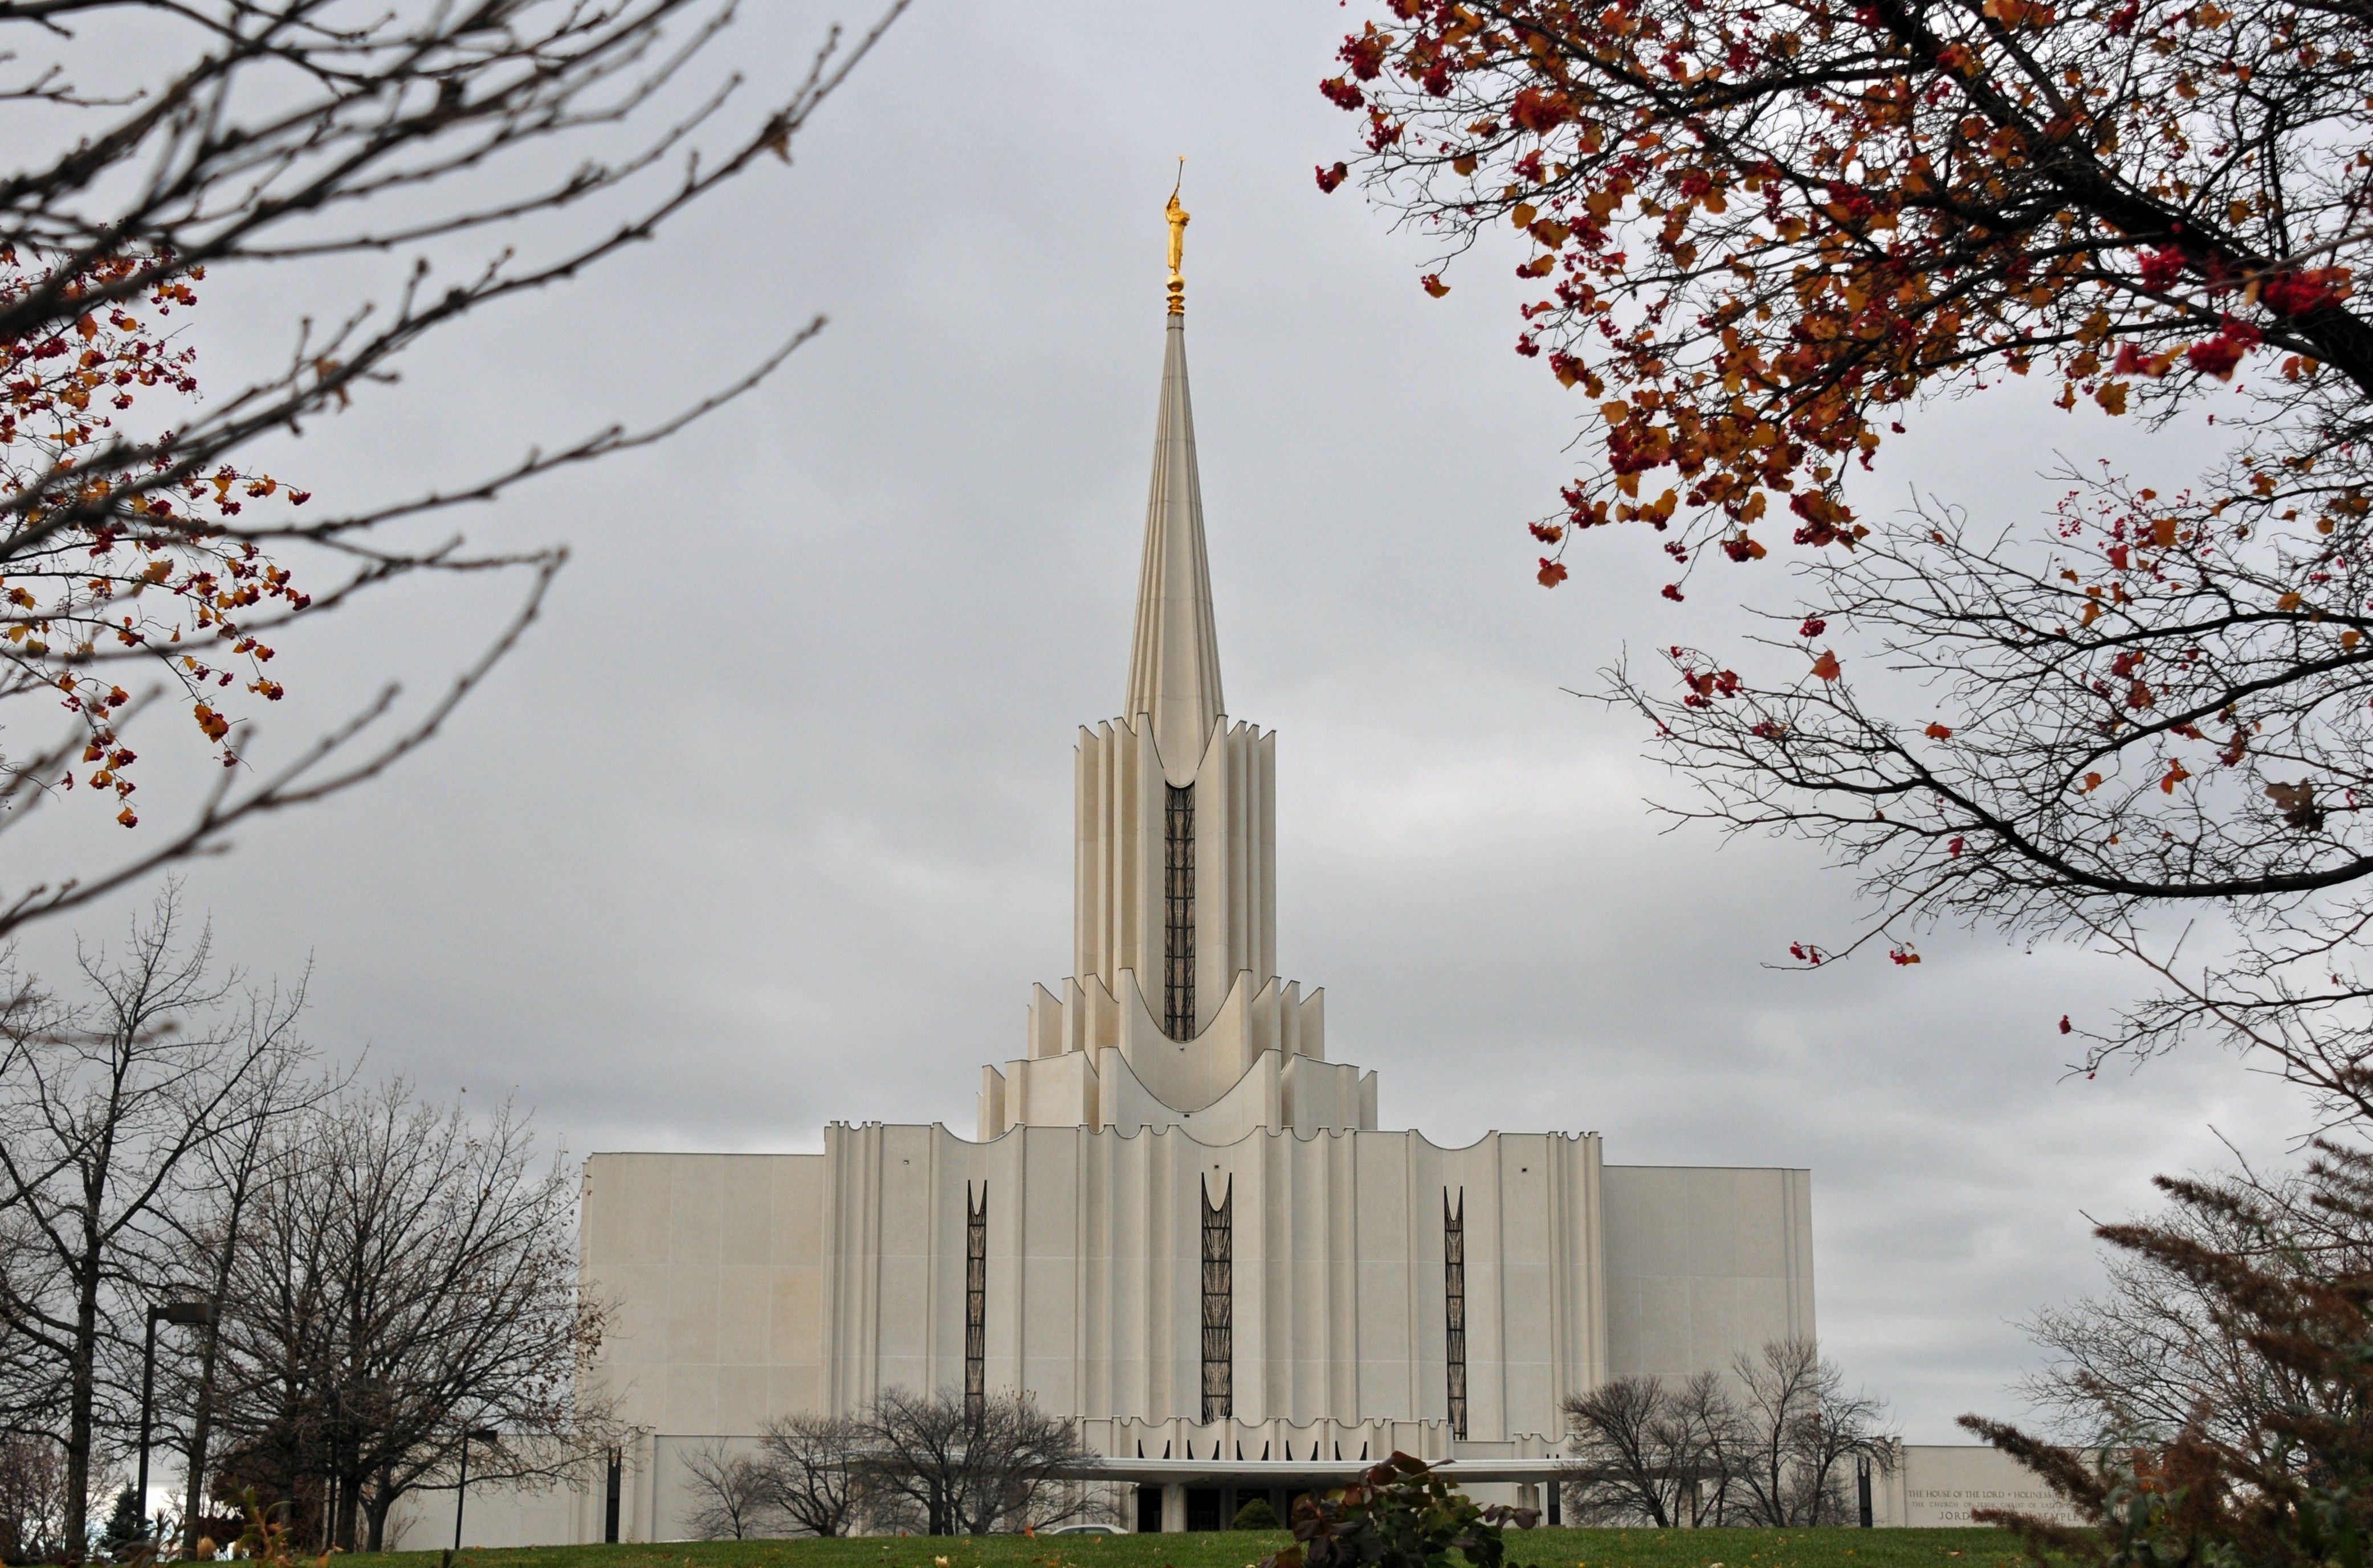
1233,1498,1281,1531
1262,1454,1535,1568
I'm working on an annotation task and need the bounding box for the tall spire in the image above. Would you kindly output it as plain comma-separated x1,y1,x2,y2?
1126,194,1223,779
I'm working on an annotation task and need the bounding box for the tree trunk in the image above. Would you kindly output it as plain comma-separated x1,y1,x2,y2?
336,1469,364,1552
63,1244,103,1561
180,1320,221,1556
182,1190,247,1558
364,1488,394,1553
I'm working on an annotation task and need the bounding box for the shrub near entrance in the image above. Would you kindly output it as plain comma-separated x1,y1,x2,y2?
1262,1454,1538,1568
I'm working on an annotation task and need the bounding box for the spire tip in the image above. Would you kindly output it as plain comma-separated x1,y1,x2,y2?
1165,161,1189,317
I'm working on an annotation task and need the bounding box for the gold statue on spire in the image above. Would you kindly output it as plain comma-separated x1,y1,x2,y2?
1165,159,1189,316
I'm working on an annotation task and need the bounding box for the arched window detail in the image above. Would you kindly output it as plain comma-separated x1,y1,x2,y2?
1164,783,1196,1039
1444,1189,1469,1440
965,1182,988,1418
1201,1174,1232,1422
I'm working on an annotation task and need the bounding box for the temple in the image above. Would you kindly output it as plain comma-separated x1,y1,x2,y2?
528,199,1819,1544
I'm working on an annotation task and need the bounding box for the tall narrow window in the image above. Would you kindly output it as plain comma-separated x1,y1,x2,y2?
1444,1189,1468,1440
1201,1175,1232,1423
1164,783,1196,1040
965,1182,988,1419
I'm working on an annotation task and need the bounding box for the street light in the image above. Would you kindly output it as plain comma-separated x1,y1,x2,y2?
454,1427,500,1551
137,1300,217,1544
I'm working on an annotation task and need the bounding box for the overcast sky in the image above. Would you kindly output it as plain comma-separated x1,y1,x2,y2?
7,1,2317,1444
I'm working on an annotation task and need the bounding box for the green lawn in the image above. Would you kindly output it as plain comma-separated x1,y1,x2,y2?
342,1528,2024,1568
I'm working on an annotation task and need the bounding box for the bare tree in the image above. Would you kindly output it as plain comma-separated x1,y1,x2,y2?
0,0,904,937
207,1080,614,1552
2020,1170,2344,1463
1560,1377,1675,1526
756,1412,863,1538
1962,1144,2373,1568
1559,1371,1743,1528
1730,1341,1893,1527
857,1388,1098,1538
0,885,313,1554
156,1036,332,1559
1609,485,2373,1129
1660,1371,1746,1528
679,1440,774,1541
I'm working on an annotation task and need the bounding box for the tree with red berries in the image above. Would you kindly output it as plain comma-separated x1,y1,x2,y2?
2,251,316,839
0,1,904,936
1318,0,2373,1122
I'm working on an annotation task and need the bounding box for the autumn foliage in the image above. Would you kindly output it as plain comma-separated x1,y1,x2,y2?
1320,0,2371,585
1319,0,2373,1081
2,246,313,826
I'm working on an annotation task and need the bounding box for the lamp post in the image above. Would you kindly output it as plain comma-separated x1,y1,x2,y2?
137,1300,217,1544
453,1427,499,1551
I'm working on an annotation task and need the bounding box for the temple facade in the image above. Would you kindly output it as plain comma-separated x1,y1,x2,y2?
551,240,1819,1544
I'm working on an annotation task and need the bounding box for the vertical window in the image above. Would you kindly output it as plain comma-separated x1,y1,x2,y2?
1164,784,1196,1040
1444,1189,1468,1440
965,1182,988,1419
1201,1175,1232,1423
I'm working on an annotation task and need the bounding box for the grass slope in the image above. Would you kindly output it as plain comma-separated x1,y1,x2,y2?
343,1527,2021,1568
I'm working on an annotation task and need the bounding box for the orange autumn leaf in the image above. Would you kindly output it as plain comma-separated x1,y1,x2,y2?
1812,650,1842,681
1924,722,1954,738
1981,0,2056,26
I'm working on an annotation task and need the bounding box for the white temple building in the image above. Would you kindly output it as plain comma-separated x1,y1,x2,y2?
471,218,1820,1546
